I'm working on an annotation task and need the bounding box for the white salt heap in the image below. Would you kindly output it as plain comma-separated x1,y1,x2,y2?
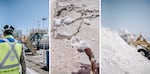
102,26,150,74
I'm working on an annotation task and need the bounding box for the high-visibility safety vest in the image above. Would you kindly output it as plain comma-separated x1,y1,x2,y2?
0,35,22,74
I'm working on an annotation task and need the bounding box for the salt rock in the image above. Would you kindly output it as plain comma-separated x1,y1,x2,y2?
92,38,95,41
77,41,89,52
62,16,73,25
83,19,90,25
53,18,63,27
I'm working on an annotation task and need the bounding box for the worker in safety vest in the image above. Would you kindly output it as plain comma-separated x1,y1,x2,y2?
0,25,26,74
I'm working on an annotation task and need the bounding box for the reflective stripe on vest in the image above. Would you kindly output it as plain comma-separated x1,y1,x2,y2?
0,39,20,69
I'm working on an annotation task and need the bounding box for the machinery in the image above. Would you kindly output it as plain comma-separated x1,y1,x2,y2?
23,33,37,55
23,29,48,55
133,35,150,59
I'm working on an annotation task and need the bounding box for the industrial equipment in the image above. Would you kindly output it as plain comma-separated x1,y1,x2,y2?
23,29,48,55
133,35,150,59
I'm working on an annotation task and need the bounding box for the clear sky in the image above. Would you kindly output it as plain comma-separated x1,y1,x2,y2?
102,0,150,40
0,0,49,35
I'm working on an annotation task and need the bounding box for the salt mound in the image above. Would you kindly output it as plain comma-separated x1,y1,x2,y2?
101,27,150,74
118,28,136,44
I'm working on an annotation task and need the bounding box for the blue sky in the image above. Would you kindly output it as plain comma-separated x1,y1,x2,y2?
102,0,150,40
0,0,49,35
